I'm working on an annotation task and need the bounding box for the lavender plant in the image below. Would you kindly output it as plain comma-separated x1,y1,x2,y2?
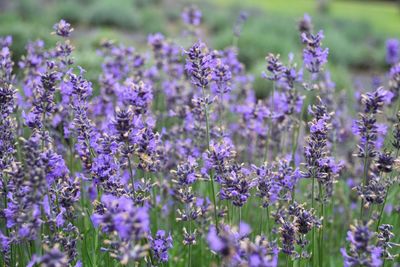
0,9,399,267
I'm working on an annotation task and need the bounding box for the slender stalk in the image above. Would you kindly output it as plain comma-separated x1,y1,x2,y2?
360,154,369,220
311,175,316,267
188,221,192,267
263,82,276,162
260,208,264,235
266,206,271,237
187,202,192,267
239,206,242,226
93,229,99,267
201,85,219,229
218,93,224,136
127,156,136,199
376,149,399,230
318,183,324,267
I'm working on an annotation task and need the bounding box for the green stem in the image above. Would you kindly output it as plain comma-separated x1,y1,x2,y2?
266,206,271,237
376,149,399,230
201,86,219,229
127,156,136,199
260,208,264,235
318,183,324,267
263,82,276,162
238,206,242,226
311,175,316,267
360,154,369,220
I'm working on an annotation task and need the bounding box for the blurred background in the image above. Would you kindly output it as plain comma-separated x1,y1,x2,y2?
1,0,400,97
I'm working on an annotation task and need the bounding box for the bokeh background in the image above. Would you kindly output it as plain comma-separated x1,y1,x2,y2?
1,0,400,97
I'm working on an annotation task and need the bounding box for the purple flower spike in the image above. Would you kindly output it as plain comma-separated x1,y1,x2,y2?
150,230,173,262
301,30,329,74
53,19,73,37
386,39,399,65
182,5,202,26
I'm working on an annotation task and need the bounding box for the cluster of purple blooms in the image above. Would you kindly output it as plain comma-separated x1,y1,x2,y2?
0,6,400,267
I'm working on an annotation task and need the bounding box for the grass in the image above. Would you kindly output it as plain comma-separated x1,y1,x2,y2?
215,0,400,37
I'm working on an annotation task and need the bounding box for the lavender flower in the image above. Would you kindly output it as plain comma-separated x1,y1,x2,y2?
301,30,329,74
182,5,202,26
303,102,332,183
376,152,394,173
389,63,400,98
93,194,149,239
386,39,399,65
207,223,250,263
149,230,173,262
252,163,280,207
28,246,69,267
233,11,248,38
171,157,199,186
212,59,232,94
92,194,149,263
185,41,216,89
279,221,297,256
377,224,397,261
239,236,278,267
0,37,14,82
341,221,383,267
353,88,392,158
53,19,73,37
262,54,286,82
69,69,98,170
355,176,386,207
298,14,313,34
219,164,254,207
392,111,400,150
0,38,16,170
121,79,153,114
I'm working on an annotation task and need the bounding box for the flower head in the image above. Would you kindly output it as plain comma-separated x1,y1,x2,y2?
53,19,73,37
386,39,399,65
150,230,173,263
182,5,202,26
301,30,328,74
185,41,216,88
341,221,383,267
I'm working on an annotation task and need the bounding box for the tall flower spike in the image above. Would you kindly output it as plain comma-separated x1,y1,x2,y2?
386,39,399,65
185,41,216,89
301,30,329,74
53,19,73,38
92,194,149,263
353,87,392,158
182,5,202,26
149,230,173,263
377,224,397,261
263,54,286,82
341,221,383,267
298,14,313,34
392,111,400,150
302,100,332,184
212,59,232,94
389,63,400,99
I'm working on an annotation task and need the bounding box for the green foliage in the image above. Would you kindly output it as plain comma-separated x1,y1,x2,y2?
137,7,168,34
0,14,54,63
56,0,85,24
86,0,140,30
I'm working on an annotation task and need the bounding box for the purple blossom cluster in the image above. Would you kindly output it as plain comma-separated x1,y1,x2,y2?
0,9,399,267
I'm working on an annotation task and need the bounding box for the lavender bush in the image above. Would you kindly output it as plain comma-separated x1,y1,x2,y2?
0,8,399,267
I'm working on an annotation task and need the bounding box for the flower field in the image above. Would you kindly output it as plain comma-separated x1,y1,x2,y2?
0,3,400,267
